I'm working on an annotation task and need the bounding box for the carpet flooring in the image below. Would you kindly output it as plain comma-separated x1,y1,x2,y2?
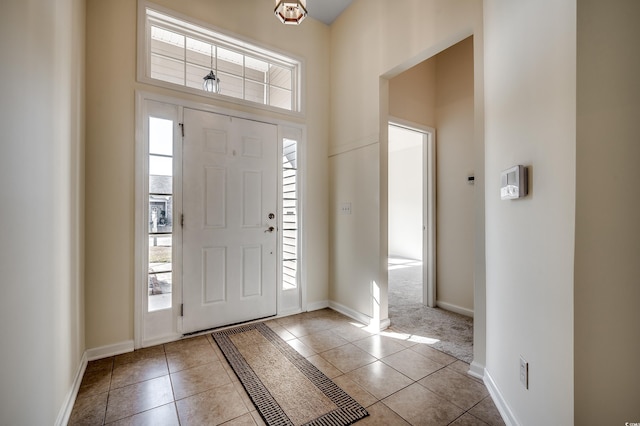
388,260,474,363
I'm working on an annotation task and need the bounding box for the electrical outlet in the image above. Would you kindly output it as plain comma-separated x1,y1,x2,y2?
340,202,352,215
520,356,529,389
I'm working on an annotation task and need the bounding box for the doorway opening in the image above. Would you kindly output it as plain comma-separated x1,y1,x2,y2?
387,121,435,311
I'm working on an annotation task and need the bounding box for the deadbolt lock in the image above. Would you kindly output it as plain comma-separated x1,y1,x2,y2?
268,213,275,219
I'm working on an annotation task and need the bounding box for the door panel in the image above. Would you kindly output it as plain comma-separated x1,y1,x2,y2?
182,108,277,333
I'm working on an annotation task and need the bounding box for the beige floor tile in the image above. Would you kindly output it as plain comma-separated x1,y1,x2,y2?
77,367,112,398
448,360,485,383
450,412,491,425
249,410,266,426
381,348,445,381
298,329,349,353
468,396,506,426
264,323,296,341
107,402,180,426
281,319,332,338
114,345,165,366
166,341,218,373
231,380,254,411
175,382,249,426
68,391,108,425
170,359,232,400
352,335,407,359
356,401,410,425
409,343,458,365
319,343,376,373
418,367,489,410
220,412,258,425
382,382,464,426
332,375,378,408
164,335,210,353
104,375,174,424
306,354,343,378
330,323,375,342
286,338,316,357
346,360,413,400
111,356,169,390
85,357,114,374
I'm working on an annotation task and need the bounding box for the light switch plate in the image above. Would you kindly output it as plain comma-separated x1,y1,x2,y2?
340,202,352,215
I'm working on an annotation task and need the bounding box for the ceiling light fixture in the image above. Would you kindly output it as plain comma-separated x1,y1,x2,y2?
203,45,220,93
274,0,307,25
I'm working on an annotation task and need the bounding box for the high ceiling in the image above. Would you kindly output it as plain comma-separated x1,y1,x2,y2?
305,0,353,25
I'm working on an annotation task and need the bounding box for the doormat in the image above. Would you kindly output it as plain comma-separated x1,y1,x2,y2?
212,322,368,426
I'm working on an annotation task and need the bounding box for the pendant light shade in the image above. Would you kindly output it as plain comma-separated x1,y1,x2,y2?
274,0,307,25
203,70,220,93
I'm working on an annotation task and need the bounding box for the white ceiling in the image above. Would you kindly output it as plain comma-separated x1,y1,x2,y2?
306,0,353,25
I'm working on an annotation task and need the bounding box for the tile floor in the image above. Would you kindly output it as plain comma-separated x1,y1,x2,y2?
69,309,505,425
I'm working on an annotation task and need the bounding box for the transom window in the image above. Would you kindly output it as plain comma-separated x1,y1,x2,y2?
139,3,302,112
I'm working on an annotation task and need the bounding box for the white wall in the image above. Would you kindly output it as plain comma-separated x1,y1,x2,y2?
0,0,86,424
388,129,423,260
85,0,330,348
575,0,640,423
484,1,576,424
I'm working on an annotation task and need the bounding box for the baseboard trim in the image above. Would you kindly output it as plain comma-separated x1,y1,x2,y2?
484,369,520,426
436,301,474,318
306,300,330,312
327,301,390,331
468,360,485,380
142,333,182,348
86,340,135,361
328,301,371,325
54,351,88,426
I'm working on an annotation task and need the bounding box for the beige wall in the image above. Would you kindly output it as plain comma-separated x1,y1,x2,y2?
484,0,576,423
388,38,476,315
0,0,86,424
389,59,437,127
85,0,330,348
329,0,483,329
575,0,640,423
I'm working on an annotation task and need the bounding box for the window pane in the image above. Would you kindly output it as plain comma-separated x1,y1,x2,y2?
148,272,172,312
218,47,243,76
270,86,292,110
218,72,243,99
149,155,172,177
186,63,210,90
282,260,297,290
186,37,214,67
151,54,185,85
245,56,268,82
149,235,172,272
269,64,292,90
245,80,266,104
149,117,173,155
149,195,173,233
151,27,185,60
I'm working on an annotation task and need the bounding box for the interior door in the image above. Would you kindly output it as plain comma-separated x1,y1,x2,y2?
182,108,278,333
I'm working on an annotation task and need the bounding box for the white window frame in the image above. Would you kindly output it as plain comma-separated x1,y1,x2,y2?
137,0,304,116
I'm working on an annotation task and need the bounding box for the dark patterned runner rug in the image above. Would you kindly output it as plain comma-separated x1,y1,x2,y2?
212,322,368,426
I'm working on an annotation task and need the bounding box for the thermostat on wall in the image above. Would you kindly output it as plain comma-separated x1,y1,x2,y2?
500,165,528,200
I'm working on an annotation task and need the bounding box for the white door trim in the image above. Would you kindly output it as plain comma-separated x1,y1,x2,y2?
388,117,436,308
135,90,306,348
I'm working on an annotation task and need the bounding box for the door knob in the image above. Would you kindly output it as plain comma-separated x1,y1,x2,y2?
265,226,275,233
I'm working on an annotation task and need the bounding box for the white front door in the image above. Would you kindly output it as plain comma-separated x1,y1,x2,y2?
182,108,278,333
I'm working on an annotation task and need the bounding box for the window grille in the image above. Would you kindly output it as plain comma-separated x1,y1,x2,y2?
141,5,301,112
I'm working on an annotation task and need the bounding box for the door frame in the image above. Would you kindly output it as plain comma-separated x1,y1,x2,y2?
134,91,306,348
388,117,436,308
